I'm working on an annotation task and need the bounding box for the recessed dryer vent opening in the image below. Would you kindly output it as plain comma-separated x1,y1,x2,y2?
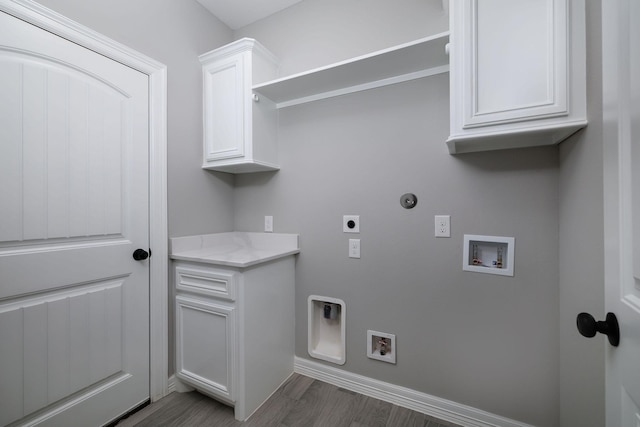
308,295,345,365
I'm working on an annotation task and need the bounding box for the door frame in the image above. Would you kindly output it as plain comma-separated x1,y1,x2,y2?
0,0,170,403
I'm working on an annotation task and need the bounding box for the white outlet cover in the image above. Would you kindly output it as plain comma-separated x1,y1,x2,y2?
349,239,360,259
434,215,450,237
264,215,273,232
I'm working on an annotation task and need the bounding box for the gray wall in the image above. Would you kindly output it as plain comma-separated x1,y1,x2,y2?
234,1,560,425
235,0,448,77
36,0,236,238
558,2,605,426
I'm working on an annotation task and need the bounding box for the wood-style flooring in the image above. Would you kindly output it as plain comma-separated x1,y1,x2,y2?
116,374,461,427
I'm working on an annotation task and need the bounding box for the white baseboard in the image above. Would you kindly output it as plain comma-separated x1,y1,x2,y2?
166,375,176,396
294,357,533,427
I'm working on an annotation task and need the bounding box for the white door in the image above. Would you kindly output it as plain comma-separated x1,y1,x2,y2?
602,0,640,425
0,10,150,427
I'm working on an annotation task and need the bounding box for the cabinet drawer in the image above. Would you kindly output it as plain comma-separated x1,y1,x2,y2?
175,264,237,301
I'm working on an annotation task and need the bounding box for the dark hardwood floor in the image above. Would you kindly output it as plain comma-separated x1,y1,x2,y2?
116,374,462,427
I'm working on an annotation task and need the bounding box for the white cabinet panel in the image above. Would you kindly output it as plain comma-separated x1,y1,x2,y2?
472,0,561,122
200,39,279,173
176,295,236,402
448,0,587,153
204,56,245,161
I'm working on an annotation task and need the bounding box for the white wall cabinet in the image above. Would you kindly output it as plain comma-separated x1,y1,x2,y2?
173,256,295,421
199,39,279,173
447,0,587,154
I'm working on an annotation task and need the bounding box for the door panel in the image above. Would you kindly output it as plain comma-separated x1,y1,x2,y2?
0,280,124,425
0,46,129,245
0,10,149,426
603,0,640,425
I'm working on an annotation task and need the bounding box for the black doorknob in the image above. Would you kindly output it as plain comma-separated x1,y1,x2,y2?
133,248,149,261
576,312,620,347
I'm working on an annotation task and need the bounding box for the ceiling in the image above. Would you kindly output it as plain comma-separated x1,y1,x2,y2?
195,0,304,30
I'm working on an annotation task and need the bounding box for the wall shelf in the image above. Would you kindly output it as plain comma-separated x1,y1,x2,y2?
252,31,450,109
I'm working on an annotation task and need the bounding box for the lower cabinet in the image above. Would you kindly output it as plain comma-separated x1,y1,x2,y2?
173,257,295,421
176,295,236,403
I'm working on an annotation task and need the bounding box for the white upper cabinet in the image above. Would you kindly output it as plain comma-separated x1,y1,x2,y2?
200,39,279,173
447,0,587,154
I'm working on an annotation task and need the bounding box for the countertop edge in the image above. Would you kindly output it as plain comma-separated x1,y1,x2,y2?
170,249,300,268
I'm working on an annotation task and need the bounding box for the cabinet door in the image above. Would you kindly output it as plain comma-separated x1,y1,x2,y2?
455,0,568,128
175,295,236,402
202,53,246,163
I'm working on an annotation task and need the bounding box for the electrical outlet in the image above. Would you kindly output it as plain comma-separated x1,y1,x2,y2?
435,215,450,237
349,239,360,258
264,215,273,232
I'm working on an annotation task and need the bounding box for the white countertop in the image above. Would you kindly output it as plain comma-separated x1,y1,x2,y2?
170,232,300,268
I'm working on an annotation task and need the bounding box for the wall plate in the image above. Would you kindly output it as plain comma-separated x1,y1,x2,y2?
463,234,515,276
343,215,359,233
367,330,396,364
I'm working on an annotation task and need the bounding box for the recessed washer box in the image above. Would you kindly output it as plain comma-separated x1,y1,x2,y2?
367,330,396,364
463,234,515,277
